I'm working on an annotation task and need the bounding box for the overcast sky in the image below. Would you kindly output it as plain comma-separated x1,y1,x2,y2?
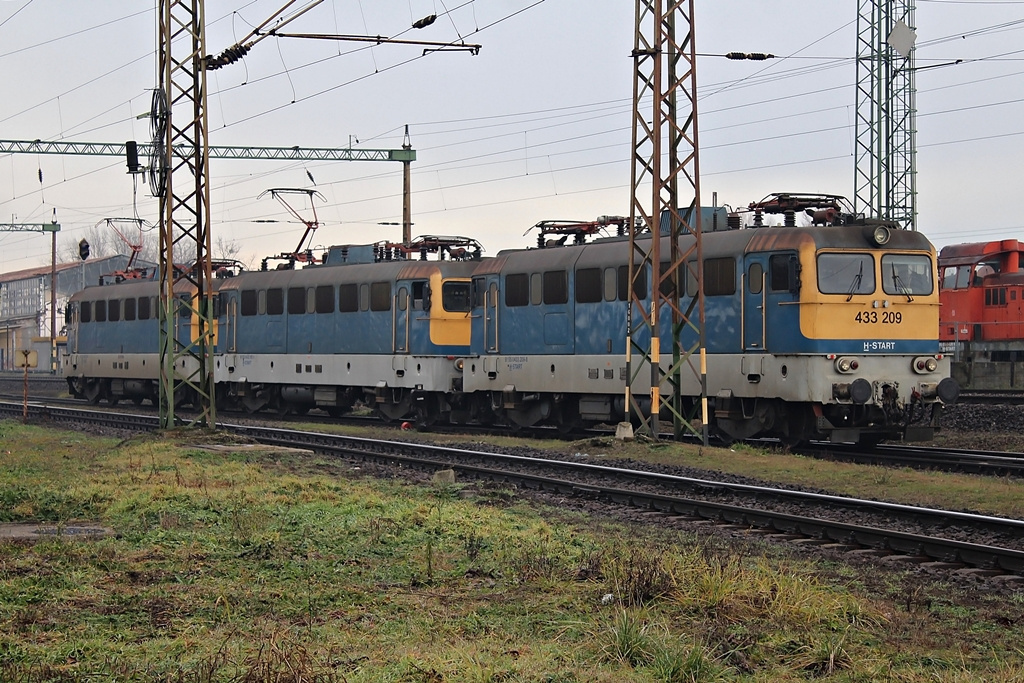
1,0,1022,273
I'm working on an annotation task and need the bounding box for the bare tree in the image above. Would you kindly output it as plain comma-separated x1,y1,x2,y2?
60,222,124,263
61,222,250,270
213,234,253,269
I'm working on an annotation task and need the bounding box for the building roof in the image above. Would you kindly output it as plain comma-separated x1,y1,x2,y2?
0,255,133,284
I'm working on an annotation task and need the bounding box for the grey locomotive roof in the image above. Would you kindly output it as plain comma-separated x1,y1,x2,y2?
478,224,935,274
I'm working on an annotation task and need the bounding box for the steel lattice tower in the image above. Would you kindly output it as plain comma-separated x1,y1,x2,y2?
854,0,917,230
627,0,706,441
154,0,216,428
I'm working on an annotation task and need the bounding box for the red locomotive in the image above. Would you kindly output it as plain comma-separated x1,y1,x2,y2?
938,239,1024,390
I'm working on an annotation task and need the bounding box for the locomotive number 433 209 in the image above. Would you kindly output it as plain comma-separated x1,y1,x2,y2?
854,311,902,324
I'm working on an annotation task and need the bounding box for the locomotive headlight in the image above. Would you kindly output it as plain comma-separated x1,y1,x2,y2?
454,358,465,372
912,356,938,374
834,356,859,374
863,223,892,247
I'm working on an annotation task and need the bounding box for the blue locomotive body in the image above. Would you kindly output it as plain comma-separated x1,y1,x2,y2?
64,277,203,405
62,211,959,444
212,256,476,420
462,222,957,443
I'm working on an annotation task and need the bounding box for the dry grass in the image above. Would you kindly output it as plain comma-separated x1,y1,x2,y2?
1,419,1023,681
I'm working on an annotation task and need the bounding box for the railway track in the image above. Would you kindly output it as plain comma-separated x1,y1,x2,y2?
3,400,1023,580
6,388,1024,477
958,390,1024,405
803,442,1024,477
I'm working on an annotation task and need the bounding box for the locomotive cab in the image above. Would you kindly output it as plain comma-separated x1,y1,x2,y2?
938,239,1024,391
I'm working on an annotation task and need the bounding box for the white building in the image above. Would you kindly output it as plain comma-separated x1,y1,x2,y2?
0,255,152,372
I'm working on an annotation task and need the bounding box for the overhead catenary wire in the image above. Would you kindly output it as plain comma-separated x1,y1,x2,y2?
2,3,1024,268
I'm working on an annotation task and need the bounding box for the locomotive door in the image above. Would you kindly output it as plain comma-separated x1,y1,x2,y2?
225,294,237,352
482,277,499,354
394,286,409,353
67,302,79,354
743,255,768,351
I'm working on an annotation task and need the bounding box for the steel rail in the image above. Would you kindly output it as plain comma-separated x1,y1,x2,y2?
803,442,1024,477
6,386,1024,477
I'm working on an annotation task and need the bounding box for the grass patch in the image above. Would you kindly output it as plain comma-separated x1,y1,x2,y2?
1,419,1023,681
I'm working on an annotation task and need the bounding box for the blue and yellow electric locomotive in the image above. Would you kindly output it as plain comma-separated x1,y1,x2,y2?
61,197,958,445
63,237,481,426
64,276,206,405
212,238,480,424
462,195,959,443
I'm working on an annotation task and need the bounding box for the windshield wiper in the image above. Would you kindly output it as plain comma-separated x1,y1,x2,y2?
846,261,864,302
891,264,913,302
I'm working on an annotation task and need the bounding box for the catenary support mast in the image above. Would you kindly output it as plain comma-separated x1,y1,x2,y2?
627,0,706,442
154,0,215,429
0,138,418,245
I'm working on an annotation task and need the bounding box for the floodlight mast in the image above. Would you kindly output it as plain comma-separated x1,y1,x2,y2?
854,1,917,230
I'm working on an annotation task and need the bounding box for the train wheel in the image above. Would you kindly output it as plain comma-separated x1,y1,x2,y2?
413,412,432,431
553,399,581,435
859,434,884,448
779,436,805,451
713,431,736,447
413,398,439,431
84,383,102,405
132,396,144,406
555,412,579,435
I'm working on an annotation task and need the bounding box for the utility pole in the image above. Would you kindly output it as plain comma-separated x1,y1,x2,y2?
627,0,705,442
0,222,60,374
147,0,474,430
854,0,917,230
402,125,413,245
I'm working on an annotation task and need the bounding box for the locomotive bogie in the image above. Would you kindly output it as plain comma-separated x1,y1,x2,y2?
460,349,949,441
214,352,464,422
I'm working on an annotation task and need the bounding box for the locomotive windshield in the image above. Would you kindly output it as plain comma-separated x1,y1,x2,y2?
817,253,875,296
881,254,933,296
